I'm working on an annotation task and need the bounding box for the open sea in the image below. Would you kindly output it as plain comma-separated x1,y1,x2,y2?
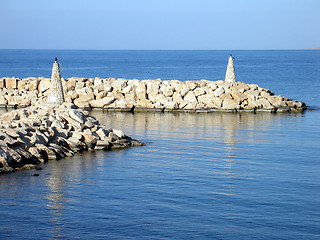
0,50,319,239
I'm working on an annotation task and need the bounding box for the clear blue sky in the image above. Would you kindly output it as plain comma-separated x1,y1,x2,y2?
1,0,319,50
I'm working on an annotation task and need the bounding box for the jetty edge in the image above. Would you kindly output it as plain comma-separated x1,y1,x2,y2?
0,103,145,174
0,77,306,113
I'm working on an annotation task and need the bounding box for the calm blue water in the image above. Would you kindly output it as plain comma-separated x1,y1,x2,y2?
0,50,320,239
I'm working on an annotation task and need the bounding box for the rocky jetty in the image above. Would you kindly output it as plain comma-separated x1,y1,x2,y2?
0,77,306,113
0,103,144,174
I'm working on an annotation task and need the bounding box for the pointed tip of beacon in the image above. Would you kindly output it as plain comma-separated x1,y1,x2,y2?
54,57,58,62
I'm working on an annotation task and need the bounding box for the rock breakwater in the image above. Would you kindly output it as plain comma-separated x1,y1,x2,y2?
0,77,306,112
0,103,144,173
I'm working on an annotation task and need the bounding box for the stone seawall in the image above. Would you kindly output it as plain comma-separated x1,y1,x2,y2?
0,77,306,113
0,103,144,173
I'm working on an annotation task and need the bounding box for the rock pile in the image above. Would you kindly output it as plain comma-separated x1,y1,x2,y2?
0,103,144,173
0,77,306,112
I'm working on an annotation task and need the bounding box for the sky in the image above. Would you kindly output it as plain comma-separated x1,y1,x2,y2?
1,0,319,50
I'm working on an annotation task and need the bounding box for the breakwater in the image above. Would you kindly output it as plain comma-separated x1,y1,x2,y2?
0,77,306,112
0,103,144,173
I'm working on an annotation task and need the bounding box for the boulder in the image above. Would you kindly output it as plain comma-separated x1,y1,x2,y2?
0,96,8,106
184,91,197,103
213,87,225,97
38,78,51,92
111,79,127,92
89,97,116,108
5,78,17,89
222,98,240,110
0,78,5,88
112,129,125,138
160,84,174,97
194,87,206,97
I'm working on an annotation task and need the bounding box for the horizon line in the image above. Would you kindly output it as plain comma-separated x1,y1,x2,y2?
0,48,318,51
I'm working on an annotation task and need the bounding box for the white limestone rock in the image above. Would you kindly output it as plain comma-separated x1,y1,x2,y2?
89,97,116,108
69,109,85,124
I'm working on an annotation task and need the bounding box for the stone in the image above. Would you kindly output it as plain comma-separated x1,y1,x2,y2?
197,94,212,106
104,83,113,92
184,101,198,110
0,78,5,88
0,153,9,168
211,97,223,108
0,96,7,106
165,101,179,110
15,96,32,107
185,81,198,91
69,109,85,124
82,134,98,149
135,82,147,100
108,132,119,142
28,147,46,163
115,99,134,109
76,87,94,97
122,85,133,94
256,98,273,109
95,128,110,140
247,99,262,109
231,92,244,105
184,91,197,103
89,97,116,108
38,78,51,92
84,118,95,129
213,87,225,97
18,79,28,91
75,81,85,89
93,78,105,91
146,80,161,94
194,87,206,97
95,90,108,100
5,78,18,89
136,98,154,108
248,84,259,90
222,97,240,110
15,147,39,164
172,92,184,104
160,84,174,97
244,89,260,101
94,140,110,150
4,129,20,138
0,146,22,166
179,84,190,97
111,79,127,92
16,164,36,171
112,129,125,138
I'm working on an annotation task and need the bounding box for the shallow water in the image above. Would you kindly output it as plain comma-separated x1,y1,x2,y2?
1,111,320,239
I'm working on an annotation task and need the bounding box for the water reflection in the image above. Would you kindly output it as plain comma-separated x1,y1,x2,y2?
43,151,111,239
90,110,303,154
89,111,304,197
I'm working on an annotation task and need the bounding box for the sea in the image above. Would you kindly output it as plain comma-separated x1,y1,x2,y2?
0,50,319,240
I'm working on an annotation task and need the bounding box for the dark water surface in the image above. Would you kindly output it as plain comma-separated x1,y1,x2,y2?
0,50,319,239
